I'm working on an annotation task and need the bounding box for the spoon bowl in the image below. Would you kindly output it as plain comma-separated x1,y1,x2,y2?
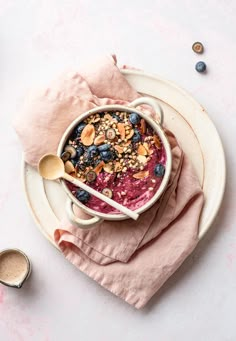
38,154,65,180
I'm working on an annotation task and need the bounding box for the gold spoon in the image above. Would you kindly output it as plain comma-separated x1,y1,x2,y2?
38,154,139,221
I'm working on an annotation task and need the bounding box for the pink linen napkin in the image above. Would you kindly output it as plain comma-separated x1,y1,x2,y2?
13,55,204,308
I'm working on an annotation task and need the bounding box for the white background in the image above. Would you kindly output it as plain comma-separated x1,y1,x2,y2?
0,1,235,340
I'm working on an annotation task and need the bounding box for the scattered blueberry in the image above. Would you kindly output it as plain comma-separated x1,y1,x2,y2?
195,61,206,73
154,164,165,177
87,145,99,158
76,190,90,204
129,113,141,125
112,113,122,122
132,129,141,142
98,144,110,152
76,145,84,158
100,150,113,162
76,122,86,136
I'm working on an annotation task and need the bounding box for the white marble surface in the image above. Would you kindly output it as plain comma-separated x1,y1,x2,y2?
0,1,235,340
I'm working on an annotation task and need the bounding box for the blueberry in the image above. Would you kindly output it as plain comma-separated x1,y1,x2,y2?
76,190,90,204
154,164,165,177
195,61,206,73
112,113,122,122
132,129,141,142
76,146,84,158
87,145,99,158
98,144,110,152
100,150,113,162
76,122,86,136
129,113,141,125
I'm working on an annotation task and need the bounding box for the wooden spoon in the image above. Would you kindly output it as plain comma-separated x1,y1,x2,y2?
38,154,139,221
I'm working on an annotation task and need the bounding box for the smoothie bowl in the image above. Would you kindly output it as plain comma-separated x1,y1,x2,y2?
57,97,172,229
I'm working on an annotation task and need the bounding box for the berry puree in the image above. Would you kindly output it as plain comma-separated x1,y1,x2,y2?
60,110,166,214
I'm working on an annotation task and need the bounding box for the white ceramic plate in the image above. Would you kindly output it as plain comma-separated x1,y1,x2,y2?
22,70,226,247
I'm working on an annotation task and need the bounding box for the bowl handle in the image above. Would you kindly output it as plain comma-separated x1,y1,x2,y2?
66,198,103,229
128,97,164,126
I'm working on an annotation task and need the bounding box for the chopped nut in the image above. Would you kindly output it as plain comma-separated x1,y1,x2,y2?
140,119,146,134
94,161,105,174
126,129,134,139
153,135,162,149
114,145,124,154
133,170,149,179
114,161,122,172
138,144,148,156
94,134,105,145
81,124,95,146
117,123,126,140
143,142,150,154
103,163,113,174
104,113,113,121
65,160,75,174
137,155,147,164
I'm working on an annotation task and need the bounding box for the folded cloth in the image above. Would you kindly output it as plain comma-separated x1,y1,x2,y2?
13,55,204,308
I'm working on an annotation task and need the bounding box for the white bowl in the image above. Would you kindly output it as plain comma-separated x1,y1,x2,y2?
57,97,172,229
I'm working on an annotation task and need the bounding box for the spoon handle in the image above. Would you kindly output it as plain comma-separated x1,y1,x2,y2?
63,173,139,221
